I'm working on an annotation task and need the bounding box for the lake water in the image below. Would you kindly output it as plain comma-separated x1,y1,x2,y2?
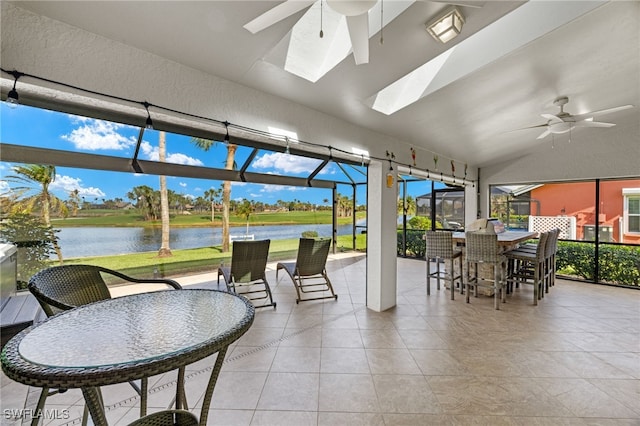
55,223,360,258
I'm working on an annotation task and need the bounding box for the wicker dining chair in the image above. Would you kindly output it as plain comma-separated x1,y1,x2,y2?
464,232,507,310
27,265,184,422
424,231,463,299
218,239,276,308
276,238,337,304
504,231,549,305
127,409,198,426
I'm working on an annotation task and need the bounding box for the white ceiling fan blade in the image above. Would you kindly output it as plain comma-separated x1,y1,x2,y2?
572,104,634,121
575,120,616,128
537,128,552,139
541,113,563,124
244,0,315,34
346,13,370,65
418,0,484,8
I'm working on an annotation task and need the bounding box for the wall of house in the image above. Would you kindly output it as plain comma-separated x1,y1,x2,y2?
529,180,640,244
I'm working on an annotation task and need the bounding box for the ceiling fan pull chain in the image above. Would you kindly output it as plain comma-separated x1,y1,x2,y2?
380,0,384,45
319,0,324,38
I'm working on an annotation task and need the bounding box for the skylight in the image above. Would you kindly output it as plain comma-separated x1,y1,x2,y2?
265,1,413,82
369,0,606,115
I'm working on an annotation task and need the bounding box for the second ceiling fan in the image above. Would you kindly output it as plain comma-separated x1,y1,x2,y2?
522,96,633,140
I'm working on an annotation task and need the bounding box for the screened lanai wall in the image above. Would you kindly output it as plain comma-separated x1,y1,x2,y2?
1,3,482,311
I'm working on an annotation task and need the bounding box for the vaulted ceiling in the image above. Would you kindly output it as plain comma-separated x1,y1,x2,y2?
7,1,640,168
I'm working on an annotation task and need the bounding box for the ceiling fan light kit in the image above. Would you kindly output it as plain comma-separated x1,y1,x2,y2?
426,6,465,44
326,0,377,16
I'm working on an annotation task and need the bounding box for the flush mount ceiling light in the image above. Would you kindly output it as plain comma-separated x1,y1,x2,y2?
426,6,464,44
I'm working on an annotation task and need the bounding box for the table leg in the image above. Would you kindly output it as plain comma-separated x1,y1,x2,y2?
81,387,107,426
198,347,229,426
175,366,188,410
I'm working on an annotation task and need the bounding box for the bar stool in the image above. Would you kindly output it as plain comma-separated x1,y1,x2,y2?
464,232,507,310
505,231,549,305
425,231,463,299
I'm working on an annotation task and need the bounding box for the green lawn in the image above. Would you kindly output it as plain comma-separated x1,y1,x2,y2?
60,234,367,281
52,210,364,227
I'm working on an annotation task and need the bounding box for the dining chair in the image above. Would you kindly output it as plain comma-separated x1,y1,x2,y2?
217,239,276,308
464,232,507,310
424,231,463,299
276,238,337,303
544,228,560,291
127,409,198,426
504,231,549,305
27,264,184,423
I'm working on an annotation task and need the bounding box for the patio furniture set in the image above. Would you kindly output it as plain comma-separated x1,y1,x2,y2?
425,228,560,309
0,237,336,425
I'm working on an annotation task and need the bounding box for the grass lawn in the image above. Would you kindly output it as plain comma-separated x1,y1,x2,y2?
60,234,367,281
52,210,365,227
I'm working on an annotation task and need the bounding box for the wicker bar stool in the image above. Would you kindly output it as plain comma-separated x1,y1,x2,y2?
544,228,560,291
505,231,549,305
464,232,507,310
425,231,463,299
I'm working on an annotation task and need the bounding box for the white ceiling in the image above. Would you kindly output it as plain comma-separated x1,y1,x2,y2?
10,1,640,168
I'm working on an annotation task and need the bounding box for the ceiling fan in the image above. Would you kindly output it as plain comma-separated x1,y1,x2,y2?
524,96,634,140
243,0,481,65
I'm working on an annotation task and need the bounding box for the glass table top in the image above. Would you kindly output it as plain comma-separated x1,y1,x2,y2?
18,289,251,369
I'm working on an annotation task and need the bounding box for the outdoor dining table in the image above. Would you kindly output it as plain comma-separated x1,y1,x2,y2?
451,230,538,247
0,289,254,426
450,230,538,295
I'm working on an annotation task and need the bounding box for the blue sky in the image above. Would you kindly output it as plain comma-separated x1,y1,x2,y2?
1,103,432,206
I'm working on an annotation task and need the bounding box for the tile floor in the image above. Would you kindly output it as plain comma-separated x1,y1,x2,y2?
1,253,639,425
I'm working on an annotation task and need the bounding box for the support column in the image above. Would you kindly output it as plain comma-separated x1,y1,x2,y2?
366,161,397,311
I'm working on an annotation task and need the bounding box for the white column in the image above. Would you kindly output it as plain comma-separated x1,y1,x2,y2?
366,161,397,311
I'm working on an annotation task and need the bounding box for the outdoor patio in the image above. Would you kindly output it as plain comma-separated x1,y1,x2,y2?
1,253,638,425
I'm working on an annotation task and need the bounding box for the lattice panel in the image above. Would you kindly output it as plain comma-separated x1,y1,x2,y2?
528,216,576,239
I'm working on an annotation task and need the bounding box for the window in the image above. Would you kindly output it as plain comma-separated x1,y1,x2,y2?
623,188,640,234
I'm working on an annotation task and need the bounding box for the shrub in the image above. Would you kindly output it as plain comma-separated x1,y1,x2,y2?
0,213,59,289
397,229,426,258
556,241,640,286
301,230,319,238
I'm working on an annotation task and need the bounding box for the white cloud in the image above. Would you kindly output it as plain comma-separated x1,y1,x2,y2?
62,118,137,151
0,181,11,194
260,184,306,193
140,141,204,166
50,175,106,198
179,182,187,187
253,153,323,174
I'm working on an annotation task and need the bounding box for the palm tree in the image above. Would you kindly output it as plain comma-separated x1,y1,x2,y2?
158,131,172,258
126,185,159,220
191,137,236,252
204,187,221,222
3,164,67,262
68,189,81,216
237,199,253,236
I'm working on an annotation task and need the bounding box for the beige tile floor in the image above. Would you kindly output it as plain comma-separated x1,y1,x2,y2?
1,253,639,426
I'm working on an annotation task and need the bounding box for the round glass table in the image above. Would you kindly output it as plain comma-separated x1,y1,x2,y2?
1,289,255,426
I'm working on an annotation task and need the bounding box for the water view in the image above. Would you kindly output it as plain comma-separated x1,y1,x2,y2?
56,223,358,258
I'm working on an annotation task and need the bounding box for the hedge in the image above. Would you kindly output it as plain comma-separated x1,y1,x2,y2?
556,241,640,286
